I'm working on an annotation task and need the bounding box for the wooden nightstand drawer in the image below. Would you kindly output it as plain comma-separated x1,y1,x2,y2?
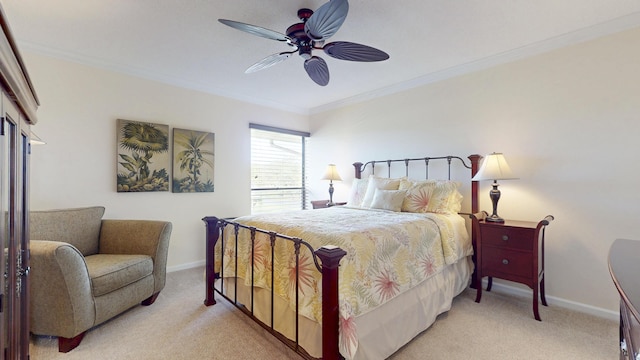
482,248,532,279
481,226,534,251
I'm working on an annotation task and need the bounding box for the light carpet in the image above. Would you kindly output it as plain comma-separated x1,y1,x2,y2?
29,266,618,359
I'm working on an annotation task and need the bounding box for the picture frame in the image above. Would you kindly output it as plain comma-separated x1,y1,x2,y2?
172,128,215,193
116,119,170,192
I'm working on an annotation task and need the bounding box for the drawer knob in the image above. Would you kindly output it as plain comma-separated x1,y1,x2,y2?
502,259,509,265
502,235,509,241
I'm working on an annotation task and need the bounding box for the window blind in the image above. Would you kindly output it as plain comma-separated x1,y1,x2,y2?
250,124,309,214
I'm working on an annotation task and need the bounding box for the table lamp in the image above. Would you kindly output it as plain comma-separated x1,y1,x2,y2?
471,153,518,222
321,164,342,206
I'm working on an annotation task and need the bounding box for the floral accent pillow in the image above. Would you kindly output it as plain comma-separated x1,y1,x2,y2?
399,179,462,214
361,175,403,208
399,180,436,213
370,189,406,212
426,180,463,214
346,178,369,207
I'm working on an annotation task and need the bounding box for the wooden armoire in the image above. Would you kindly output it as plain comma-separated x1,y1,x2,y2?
0,4,40,360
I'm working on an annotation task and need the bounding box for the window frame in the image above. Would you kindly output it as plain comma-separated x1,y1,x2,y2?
249,123,310,214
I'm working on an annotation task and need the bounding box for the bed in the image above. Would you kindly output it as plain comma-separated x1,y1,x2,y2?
203,154,481,360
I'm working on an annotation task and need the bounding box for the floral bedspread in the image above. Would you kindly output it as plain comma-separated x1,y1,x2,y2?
220,206,471,358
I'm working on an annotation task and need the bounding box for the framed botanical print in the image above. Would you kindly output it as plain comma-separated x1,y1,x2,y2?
116,119,170,192
172,128,215,193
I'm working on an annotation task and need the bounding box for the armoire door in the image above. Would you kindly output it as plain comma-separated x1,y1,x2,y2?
1,96,31,360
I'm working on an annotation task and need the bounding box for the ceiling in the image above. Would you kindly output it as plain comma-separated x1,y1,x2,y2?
3,0,640,114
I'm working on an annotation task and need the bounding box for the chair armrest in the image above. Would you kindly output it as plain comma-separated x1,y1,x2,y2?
30,240,95,338
99,220,172,293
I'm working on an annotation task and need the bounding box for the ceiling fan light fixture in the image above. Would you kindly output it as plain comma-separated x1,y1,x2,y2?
299,46,312,60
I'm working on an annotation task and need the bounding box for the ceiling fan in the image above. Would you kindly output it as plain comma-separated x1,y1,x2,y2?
218,0,389,86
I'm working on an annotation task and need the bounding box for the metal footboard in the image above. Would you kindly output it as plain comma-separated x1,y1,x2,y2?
203,216,346,360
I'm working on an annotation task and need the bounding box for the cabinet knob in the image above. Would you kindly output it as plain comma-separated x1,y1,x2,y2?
502,259,509,265
502,235,509,241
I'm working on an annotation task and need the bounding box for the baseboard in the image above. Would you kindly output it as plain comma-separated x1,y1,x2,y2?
167,260,205,273
482,280,619,322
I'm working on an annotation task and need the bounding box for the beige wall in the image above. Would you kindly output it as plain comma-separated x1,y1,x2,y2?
306,27,640,316
25,25,640,318
25,53,309,271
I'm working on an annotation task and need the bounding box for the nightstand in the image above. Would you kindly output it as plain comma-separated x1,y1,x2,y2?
311,200,346,209
470,212,554,321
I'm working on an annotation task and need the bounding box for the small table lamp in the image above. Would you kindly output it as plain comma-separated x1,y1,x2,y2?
321,164,342,206
472,153,518,223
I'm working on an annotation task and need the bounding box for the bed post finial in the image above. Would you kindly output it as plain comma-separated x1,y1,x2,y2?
315,246,347,360
353,162,363,179
202,216,220,306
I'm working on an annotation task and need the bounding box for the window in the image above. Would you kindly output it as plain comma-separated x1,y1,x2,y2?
250,124,310,214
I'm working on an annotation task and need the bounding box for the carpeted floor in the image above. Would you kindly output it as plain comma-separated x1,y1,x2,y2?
29,266,618,359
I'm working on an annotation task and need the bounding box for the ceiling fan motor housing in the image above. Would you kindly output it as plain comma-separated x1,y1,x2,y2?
287,10,318,60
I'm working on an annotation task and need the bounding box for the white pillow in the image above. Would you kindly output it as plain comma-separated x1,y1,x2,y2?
360,175,403,208
370,189,406,212
346,178,369,207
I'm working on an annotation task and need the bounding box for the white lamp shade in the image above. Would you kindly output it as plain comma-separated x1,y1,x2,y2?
30,130,46,145
321,164,342,181
472,153,518,181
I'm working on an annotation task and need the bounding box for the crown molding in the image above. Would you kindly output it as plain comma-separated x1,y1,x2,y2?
309,12,640,115
18,41,310,115
16,11,640,117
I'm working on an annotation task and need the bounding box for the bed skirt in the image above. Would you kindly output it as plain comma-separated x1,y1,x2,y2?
216,256,472,359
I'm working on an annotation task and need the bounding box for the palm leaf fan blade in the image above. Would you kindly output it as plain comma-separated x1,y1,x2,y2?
304,56,330,86
246,52,293,73
218,19,291,42
305,0,349,41
323,41,389,62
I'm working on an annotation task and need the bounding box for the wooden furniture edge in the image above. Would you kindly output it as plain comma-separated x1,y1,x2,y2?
608,238,640,359
202,216,219,306
315,247,347,360
0,4,39,124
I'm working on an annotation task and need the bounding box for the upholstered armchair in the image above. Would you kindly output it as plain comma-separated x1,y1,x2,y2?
29,206,172,352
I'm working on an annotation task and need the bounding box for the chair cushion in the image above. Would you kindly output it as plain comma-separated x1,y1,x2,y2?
30,206,105,256
85,254,153,297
